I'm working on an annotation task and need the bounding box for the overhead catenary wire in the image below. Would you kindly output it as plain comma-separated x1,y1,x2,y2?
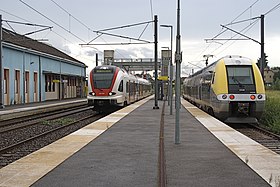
0,8,30,22
19,0,87,43
191,0,261,63
97,21,153,32
210,1,280,58
264,2,280,15
2,0,128,61
3,19,53,36
206,1,280,58
19,0,125,58
49,0,153,58
213,19,259,57
229,0,260,24
49,0,121,57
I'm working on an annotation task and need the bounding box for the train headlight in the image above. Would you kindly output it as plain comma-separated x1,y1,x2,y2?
257,94,263,99
222,94,227,99
89,92,95,96
229,95,235,100
108,92,116,96
250,95,256,100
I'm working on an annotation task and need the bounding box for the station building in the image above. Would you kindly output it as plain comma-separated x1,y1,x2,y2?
1,28,87,106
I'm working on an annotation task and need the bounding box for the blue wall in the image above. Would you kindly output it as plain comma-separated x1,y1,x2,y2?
2,45,86,104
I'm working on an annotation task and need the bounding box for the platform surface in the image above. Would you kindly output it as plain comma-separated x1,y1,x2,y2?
1,96,279,186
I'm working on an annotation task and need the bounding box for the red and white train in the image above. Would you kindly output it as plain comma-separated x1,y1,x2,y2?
87,65,152,112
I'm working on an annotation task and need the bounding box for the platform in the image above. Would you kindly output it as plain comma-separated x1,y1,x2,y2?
0,96,279,186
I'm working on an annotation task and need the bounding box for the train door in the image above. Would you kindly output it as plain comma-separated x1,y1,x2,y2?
4,69,9,105
127,81,131,104
136,83,139,100
14,70,21,104
25,71,30,103
139,84,143,98
126,80,129,104
199,77,203,100
132,82,136,102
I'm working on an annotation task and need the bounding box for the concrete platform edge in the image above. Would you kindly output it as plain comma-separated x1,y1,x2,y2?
181,98,280,187
0,96,153,187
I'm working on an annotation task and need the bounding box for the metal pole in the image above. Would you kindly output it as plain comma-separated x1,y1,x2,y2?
175,0,182,144
260,14,265,79
0,15,4,108
23,52,25,104
153,15,159,109
39,56,42,102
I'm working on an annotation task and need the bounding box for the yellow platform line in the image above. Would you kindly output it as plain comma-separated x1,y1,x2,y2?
0,96,153,187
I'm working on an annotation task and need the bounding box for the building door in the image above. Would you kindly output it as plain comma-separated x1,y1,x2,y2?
4,69,9,105
34,72,38,102
14,70,21,104
25,71,30,103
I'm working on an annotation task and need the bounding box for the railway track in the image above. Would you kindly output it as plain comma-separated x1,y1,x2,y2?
0,106,93,134
230,123,280,154
0,106,112,168
0,104,89,128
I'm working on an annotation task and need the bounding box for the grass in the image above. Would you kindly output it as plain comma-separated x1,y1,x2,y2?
42,118,75,126
259,90,280,135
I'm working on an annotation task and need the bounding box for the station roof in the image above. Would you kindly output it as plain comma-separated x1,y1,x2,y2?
2,28,86,67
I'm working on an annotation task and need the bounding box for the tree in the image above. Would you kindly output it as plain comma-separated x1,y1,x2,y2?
273,70,280,83
273,78,280,90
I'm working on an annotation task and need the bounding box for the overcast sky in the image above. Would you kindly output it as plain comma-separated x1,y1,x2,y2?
1,0,280,76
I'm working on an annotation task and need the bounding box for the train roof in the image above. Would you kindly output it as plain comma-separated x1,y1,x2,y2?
94,65,128,73
188,55,252,78
93,65,150,83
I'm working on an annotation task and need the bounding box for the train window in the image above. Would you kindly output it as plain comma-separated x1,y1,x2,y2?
92,72,114,89
227,66,254,85
126,82,129,93
118,80,123,92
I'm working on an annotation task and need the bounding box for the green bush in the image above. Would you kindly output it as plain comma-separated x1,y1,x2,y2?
260,91,280,134
272,78,280,90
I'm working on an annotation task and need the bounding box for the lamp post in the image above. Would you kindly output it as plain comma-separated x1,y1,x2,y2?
174,0,182,144
160,25,173,115
153,15,159,109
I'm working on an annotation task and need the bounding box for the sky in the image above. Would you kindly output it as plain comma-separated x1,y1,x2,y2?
1,0,280,76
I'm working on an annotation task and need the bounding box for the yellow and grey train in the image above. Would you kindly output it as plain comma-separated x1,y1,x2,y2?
182,55,265,123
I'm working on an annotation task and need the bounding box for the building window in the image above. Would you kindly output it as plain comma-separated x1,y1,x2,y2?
45,74,56,92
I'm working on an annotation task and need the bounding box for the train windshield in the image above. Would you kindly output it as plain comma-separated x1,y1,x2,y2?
226,66,254,85
92,67,116,89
